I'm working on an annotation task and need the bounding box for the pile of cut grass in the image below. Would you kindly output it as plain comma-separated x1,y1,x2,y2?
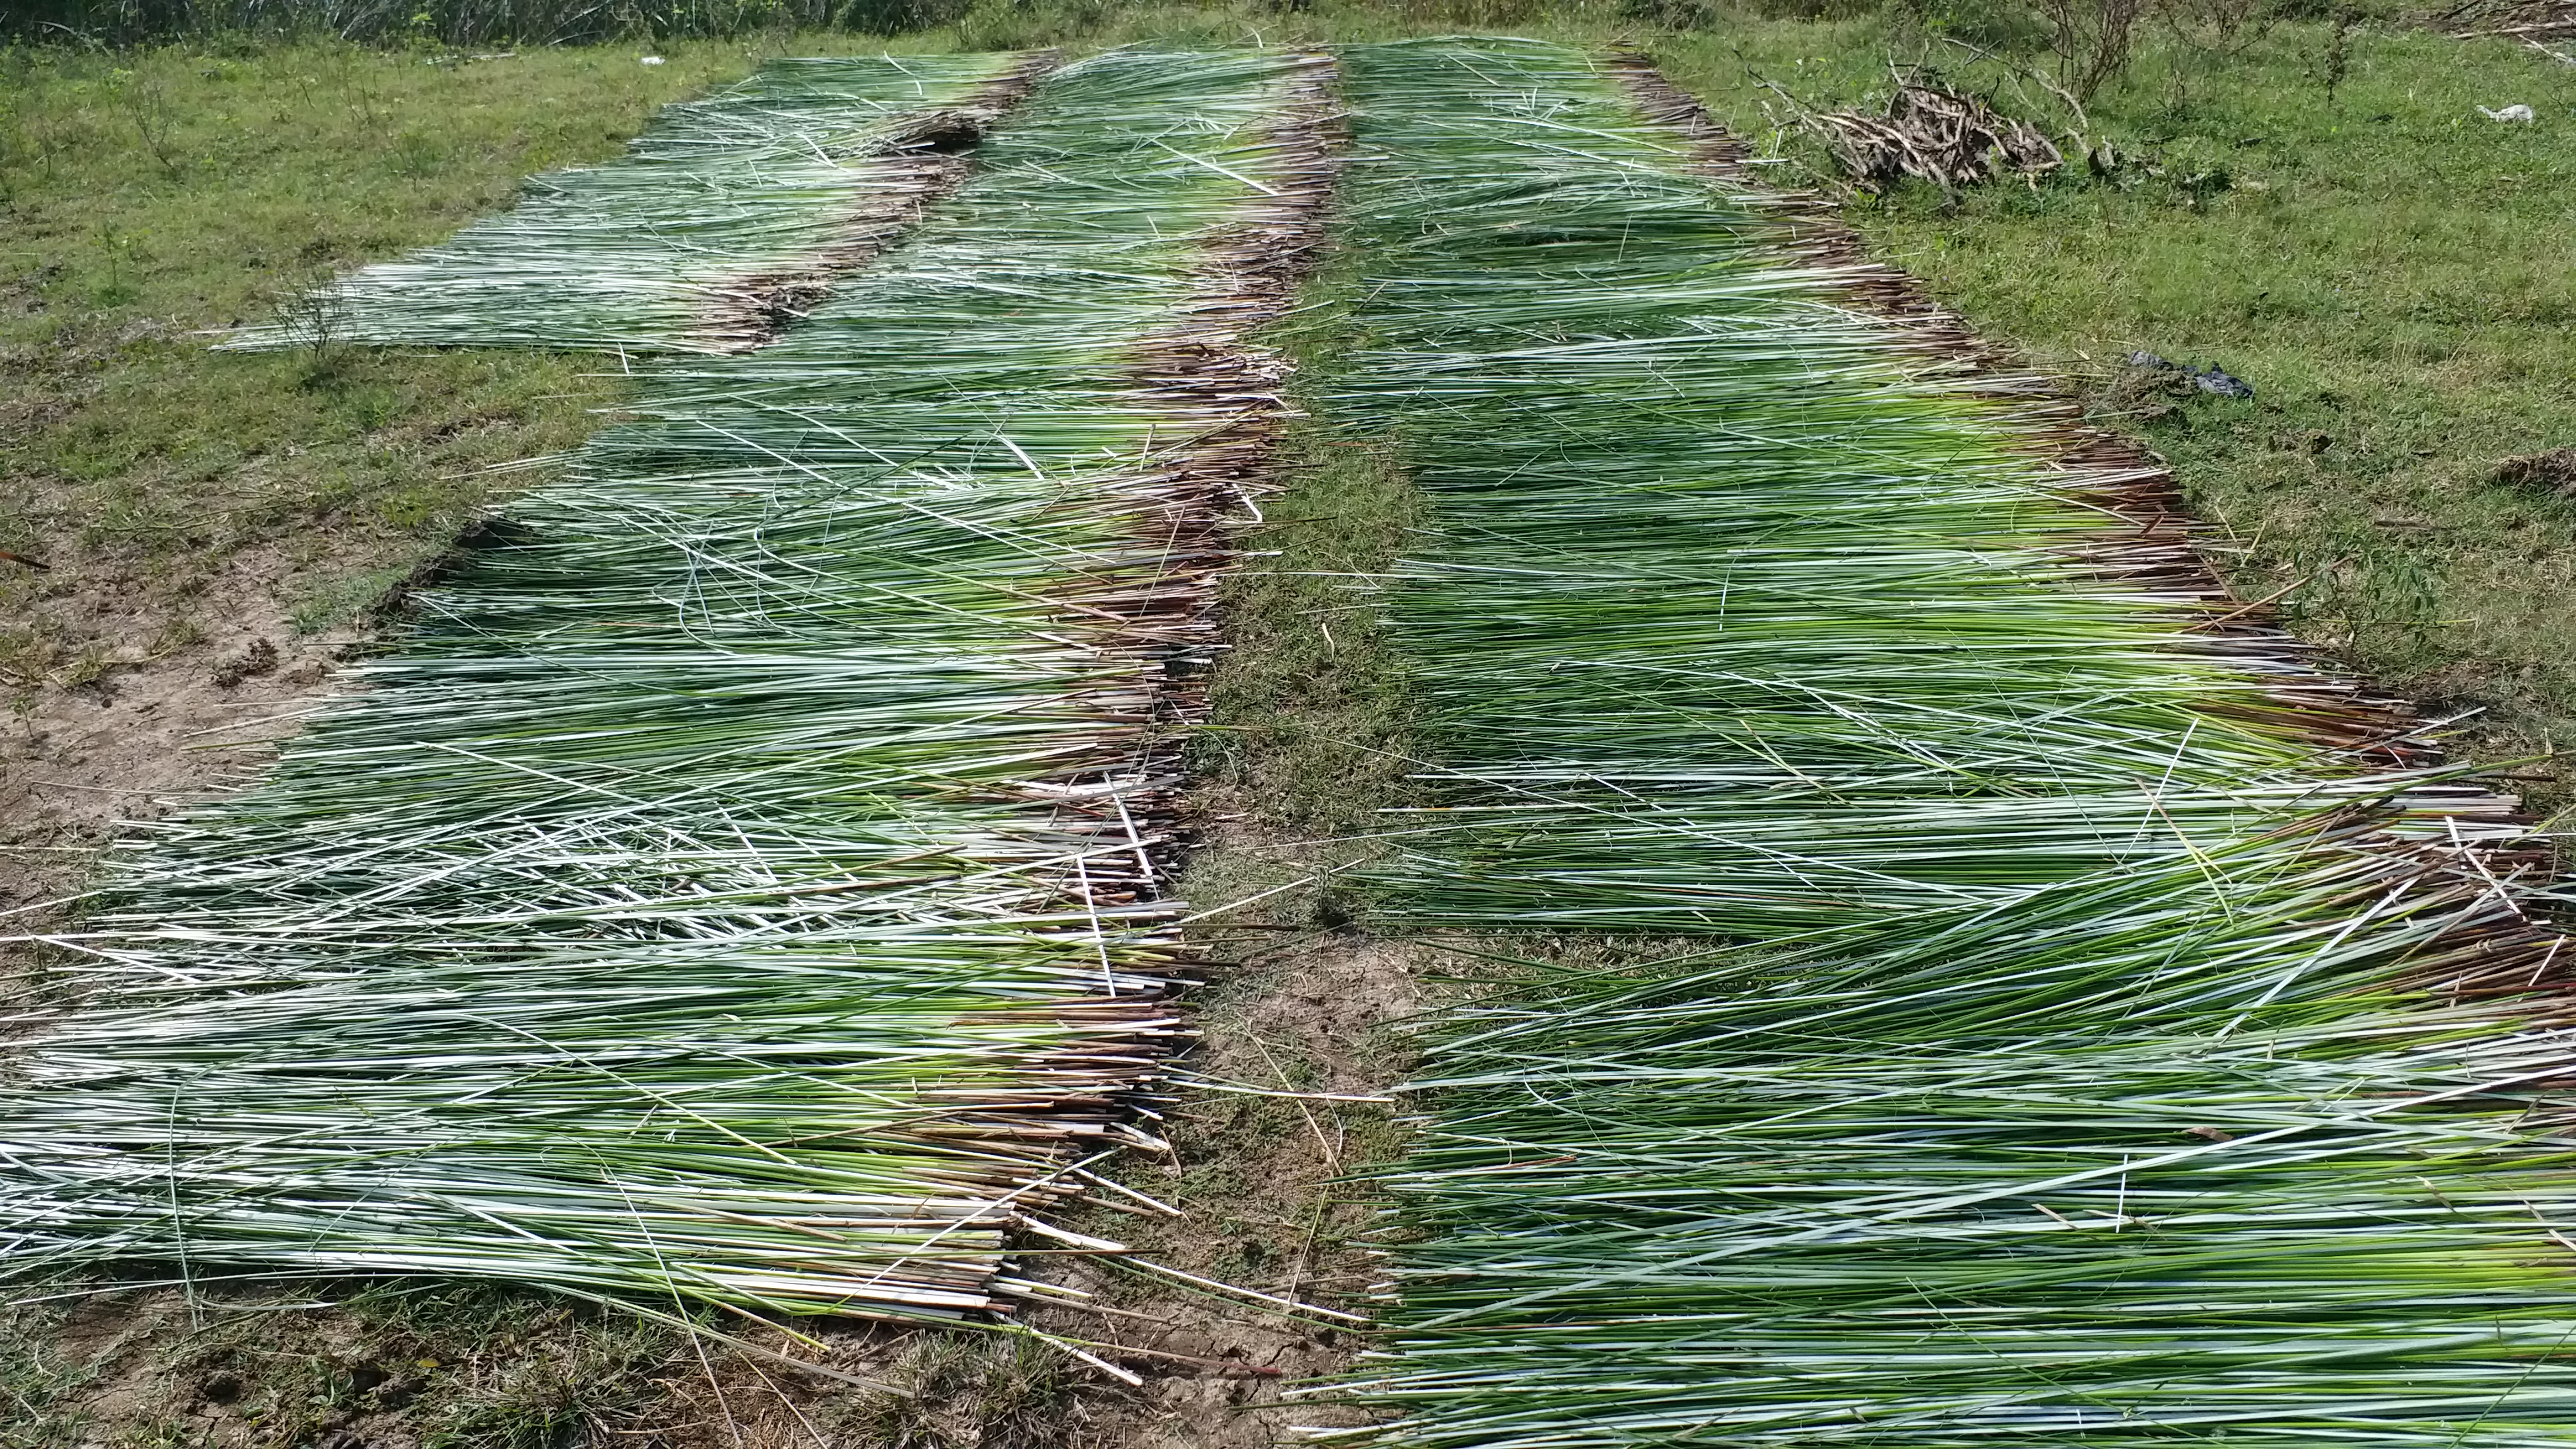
225,51,1045,354
2,47,1332,1328
1314,37,2576,1447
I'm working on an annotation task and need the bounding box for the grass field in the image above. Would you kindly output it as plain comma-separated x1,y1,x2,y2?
4,3,2573,1444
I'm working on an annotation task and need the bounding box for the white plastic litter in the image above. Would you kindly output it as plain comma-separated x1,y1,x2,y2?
2478,102,2536,121
639,54,666,65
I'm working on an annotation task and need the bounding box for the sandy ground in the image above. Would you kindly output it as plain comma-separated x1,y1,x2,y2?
3,543,362,936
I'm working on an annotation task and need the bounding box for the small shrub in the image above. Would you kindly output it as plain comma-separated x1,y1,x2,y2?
2039,0,2147,101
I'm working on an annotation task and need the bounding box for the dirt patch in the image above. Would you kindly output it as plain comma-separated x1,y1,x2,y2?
2496,446,2576,500
9,1283,686,1449
2,542,364,926
1015,925,1422,1447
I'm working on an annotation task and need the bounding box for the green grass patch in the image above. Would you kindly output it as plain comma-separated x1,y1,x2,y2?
0,34,910,631
284,563,412,633
1199,423,1426,842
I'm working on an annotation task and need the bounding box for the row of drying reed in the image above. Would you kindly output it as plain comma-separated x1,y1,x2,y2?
1312,36,2576,1448
4,48,1335,1332
226,51,1047,354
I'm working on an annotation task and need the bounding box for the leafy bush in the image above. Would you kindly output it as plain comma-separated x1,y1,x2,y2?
4,0,966,46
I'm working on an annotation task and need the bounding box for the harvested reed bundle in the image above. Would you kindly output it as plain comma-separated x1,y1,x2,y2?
1315,37,2576,1446
225,53,1051,354
4,49,1337,1324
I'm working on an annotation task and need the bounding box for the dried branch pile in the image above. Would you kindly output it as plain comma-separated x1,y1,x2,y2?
1805,81,2063,192
2440,0,2576,40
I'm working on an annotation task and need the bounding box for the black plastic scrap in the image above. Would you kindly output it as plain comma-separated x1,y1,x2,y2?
2127,349,2256,399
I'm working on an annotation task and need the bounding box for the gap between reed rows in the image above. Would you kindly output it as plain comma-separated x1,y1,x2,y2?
0,48,1338,1342
1299,36,2576,1448
222,50,1056,356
